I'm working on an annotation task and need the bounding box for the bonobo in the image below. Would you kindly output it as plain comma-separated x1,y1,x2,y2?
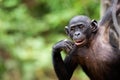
52,1,120,80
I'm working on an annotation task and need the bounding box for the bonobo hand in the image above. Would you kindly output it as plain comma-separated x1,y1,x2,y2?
53,39,74,54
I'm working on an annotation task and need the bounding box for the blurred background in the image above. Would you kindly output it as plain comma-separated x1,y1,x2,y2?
0,0,100,80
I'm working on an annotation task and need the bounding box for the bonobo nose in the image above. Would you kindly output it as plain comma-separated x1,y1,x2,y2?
75,32,81,36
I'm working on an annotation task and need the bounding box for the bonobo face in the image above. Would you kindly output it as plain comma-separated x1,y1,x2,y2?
65,15,98,46
69,22,91,46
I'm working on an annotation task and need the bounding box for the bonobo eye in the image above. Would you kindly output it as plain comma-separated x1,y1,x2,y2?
78,24,85,29
70,27,75,31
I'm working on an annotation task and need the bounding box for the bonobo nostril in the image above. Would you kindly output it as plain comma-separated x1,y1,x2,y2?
75,32,80,36
77,33,80,36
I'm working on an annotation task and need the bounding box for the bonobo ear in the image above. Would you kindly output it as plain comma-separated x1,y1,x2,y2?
65,26,69,35
91,20,98,33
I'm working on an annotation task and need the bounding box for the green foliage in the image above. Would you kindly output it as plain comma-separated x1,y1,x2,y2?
0,0,100,80
3,0,20,7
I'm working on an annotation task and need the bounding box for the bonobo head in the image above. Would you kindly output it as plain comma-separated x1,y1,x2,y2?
65,15,98,46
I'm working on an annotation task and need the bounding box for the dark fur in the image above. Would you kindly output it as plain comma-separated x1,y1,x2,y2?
52,1,120,80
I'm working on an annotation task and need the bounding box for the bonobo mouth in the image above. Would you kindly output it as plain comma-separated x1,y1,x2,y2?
74,39,86,46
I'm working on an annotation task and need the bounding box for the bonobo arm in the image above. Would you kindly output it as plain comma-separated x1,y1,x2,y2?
52,40,78,80
99,0,120,27
53,39,74,54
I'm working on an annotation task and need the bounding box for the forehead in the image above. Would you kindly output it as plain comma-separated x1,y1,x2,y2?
69,16,91,27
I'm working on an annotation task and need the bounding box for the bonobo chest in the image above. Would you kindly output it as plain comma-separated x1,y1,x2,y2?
76,42,114,63
76,38,117,64
75,41,119,80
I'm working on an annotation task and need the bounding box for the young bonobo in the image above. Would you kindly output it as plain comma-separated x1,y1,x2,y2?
52,1,120,80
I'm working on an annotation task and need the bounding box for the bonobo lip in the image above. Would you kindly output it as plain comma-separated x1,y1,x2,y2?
74,39,86,46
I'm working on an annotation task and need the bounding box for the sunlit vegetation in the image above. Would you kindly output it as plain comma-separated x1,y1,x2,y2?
0,0,100,80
